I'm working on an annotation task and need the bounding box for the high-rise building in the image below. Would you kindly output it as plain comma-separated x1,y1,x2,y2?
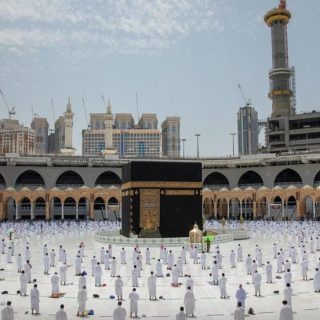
161,116,181,157
265,1,320,153
0,119,35,155
237,104,259,155
82,111,162,158
31,117,49,155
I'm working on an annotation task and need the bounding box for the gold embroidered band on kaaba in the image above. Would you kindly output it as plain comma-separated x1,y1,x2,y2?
122,181,202,190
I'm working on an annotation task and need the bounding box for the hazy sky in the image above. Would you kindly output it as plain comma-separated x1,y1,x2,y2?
1,0,320,157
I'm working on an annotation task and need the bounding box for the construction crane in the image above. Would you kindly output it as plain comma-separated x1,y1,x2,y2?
82,97,90,128
0,89,15,119
237,83,251,106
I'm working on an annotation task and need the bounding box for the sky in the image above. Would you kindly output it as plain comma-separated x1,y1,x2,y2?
0,0,320,157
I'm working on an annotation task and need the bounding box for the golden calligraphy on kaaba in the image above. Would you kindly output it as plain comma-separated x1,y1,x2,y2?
140,189,160,230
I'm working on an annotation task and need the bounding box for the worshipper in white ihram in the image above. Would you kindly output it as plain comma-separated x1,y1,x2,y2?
146,248,151,265
20,270,28,296
77,286,88,317
313,268,320,292
283,283,293,307
129,288,139,318
113,301,127,320
279,300,293,320
55,304,68,320
184,287,195,317
17,254,22,273
78,272,86,290
43,253,50,275
60,264,67,285
266,261,273,283
132,265,139,287
234,302,245,320
30,284,40,315
218,273,227,299
148,271,157,300
51,272,60,295
176,306,187,320
120,248,126,264
111,257,117,277
253,270,261,296
186,275,194,291
235,284,247,311
156,259,163,277
95,262,102,286
1,301,14,320
91,256,97,276
75,255,81,275
172,264,179,287
115,275,124,301
237,244,243,262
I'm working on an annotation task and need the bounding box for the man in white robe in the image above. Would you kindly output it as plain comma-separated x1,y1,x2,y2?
313,268,320,292
44,253,50,275
75,255,81,275
234,302,245,320
183,287,195,317
111,257,117,277
51,272,60,295
146,248,151,265
176,306,187,320
60,264,67,285
230,250,236,268
172,265,179,287
20,270,28,296
1,301,14,320
132,266,139,287
156,259,163,277
77,286,88,316
50,249,56,267
115,275,124,301
279,300,293,320
283,283,293,307
91,256,97,277
301,259,308,280
253,270,261,296
237,244,243,262
30,284,40,314
78,272,86,290
17,254,22,273
24,260,32,283
120,248,126,264
55,304,68,320
129,288,139,318
218,273,227,299
148,271,157,300
104,251,110,270
235,284,247,311
186,275,194,291
95,262,102,287
113,301,127,320
266,261,273,283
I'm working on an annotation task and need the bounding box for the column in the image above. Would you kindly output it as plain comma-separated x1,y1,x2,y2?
61,203,64,220
267,201,270,218
89,201,94,220
15,202,19,220
214,201,218,219
119,202,122,219
313,201,316,220
253,201,257,219
31,203,34,220
282,201,285,219
45,202,50,220
227,201,230,219
240,202,243,219
105,205,108,220
76,203,79,220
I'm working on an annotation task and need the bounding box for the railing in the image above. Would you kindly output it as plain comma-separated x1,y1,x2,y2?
15,184,45,189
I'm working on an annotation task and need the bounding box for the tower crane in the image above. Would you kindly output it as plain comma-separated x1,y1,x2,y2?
0,89,15,119
237,83,251,106
82,97,90,128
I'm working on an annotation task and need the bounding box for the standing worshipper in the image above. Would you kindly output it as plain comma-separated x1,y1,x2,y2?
75,255,81,276
132,265,139,287
50,249,56,267
91,256,97,277
230,250,236,268
253,270,261,297
78,272,86,290
313,268,320,292
55,304,68,320
51,272,60,296
30,284,40,315
283,283,293,307
186,275,194,291
17,253,22,273
237,244,243,262
60,264,67,285
176,306,187,320
113,301,127,320
279,300,293,320
184,287,195,317
218,273,228,299
1,301,14,320
212,261,219,286
172,264,179,287
148,271,157,300
43,253,50,275
181,247,186,264
156,259,163,277
146,248,151,265
235,284,247,311
24,260,32,283
234,302,245,320
100,247,105,264
77,286,88,317
301,259,308,280
104,251,110,270
266,261,273,283
120,248,126,265
6,247,12,264
200,251,206,270
20,270,28,296
129,288,139,318
111,257,117,277
115,275,124,301
95,262,102,287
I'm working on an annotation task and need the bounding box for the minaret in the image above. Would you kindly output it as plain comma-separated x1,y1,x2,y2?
60,97,76,155
101,99,117,159
265,0,293,117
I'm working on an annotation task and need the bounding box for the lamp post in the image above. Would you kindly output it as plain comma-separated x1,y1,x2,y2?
182,138,186,158
230,133,236,157
195,134,200,158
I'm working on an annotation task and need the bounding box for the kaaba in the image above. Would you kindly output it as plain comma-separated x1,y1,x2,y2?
121,161,203,238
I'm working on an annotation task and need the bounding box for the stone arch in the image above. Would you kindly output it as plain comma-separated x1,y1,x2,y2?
15,170,45,189
313,171,320,187
238,170,264,188
203,172,230,189
0,174,6,189
107,197,120,221
94,197,106,220
56,170,84,188
78,197,90,220
34,197,46,219
217,197,228,219
50,197,62,220
95,171,121,186
203,198,214,219
63,197,77,219
229,197,241,220
274,169,302,187
241,198,254,220
19,197,31,219
257,196,267,218
5,197,16,220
